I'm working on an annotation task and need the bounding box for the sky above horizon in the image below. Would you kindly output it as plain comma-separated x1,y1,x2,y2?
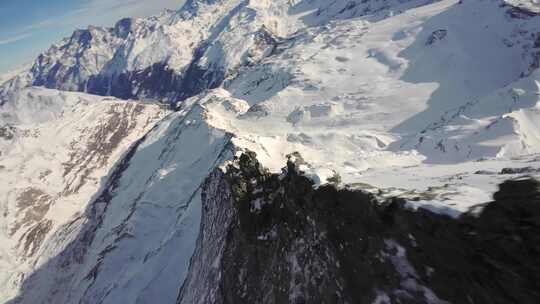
0,0,186,74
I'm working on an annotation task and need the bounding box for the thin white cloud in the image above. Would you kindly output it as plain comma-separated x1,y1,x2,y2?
0,0,183,46
84,0,185,21
0,33,32,45
18,7,91,33
0,7,92,46
18,0,184,33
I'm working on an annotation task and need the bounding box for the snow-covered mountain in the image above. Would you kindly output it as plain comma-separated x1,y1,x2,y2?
1,0,540,303
0,87,168,302
1,0,442,104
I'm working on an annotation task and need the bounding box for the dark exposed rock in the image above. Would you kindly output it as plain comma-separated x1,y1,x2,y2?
474,169,497,175
178,152,540,304
533,33,540,48
69,29,94,46
244,26,281,66
504,2,540,19
19,220,53,258
83,46,225,105
30,45,225,105
176,44,226,103
241,104,270,118
11,188,52,237
500,166,540,175
85,62,186,102
527,49,540,75
426,29,447,46
475,167,540,175
61,102,151,195
114,18,135,39
0,125,16,140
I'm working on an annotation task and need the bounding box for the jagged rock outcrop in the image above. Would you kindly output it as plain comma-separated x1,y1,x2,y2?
179,152,540,304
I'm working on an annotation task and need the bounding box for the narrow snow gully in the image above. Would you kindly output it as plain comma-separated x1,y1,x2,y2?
178,151,540,304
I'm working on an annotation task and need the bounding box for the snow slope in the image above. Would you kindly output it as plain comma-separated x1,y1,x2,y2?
6,94,235,304
219,0,540,210
0,88,168,302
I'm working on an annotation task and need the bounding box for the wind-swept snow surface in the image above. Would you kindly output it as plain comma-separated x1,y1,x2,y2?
219,0,540,213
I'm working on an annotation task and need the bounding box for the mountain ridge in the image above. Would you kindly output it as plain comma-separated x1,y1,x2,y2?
0,0,440,104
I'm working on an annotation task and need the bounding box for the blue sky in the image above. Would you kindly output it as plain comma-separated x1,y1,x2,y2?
0,0,186,74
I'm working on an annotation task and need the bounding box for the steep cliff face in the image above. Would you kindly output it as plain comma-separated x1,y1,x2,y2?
179,152,540,304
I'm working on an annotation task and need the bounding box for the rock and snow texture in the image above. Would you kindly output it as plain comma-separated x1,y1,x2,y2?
3,96,235,304
214,0,540,212
0,87,168,303
0,0,441,104
2,0,540,303
506,0,540,14
177,153,540,304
